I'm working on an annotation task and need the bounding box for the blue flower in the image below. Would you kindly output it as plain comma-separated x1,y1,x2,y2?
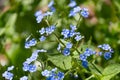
23,63,29,71
81,61,88,68
75,35,84,41
23,64,37,72
39,28,45,35
2,71,14,80
42,68,64,80
39,36,46,42
98,52,103,56
68,30,76,37
84,48,96,56
61,29,70,38
35,10,53,23
45,25,56,35
23,50,47,72
20,76,28,80
70,25,77,31
104,52,112,60
34,10,42,17
7,66,14,71
57,72,64,79
62,48,70,56
66,42,73,49
50,6,56,12
98,44,112,51
36,14,44,23
25,38,37,48
69,6,81,17
79,54,87,61
48,0,54,8
80,8,89,18
28,64,37,72
68,1,76,8
41,70,51,77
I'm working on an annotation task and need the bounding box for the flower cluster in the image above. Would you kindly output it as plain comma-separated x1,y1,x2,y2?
57,25,84,56
2,66,14,80
23,49,47,72
25,38,37,48
39,25,56,42
35,11,53,23
41,68,64,80
98,44,113,60
61,25,84,40
69,0,89,18
35,0,55,23
80,48,96,68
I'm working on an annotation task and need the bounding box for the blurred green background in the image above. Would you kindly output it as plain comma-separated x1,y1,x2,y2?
0,0,120,80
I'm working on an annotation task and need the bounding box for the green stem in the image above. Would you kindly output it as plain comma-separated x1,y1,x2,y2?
76,15,82,27
91,62,102,75
85,75,94,80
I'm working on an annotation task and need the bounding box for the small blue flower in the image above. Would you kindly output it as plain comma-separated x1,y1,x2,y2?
25,38,37,48
81,61,88,68
35,10,53,23
7,66,14,71
68,1,76,8
39,28,45,35
66,42,73,49
98,52,103,56
62,48,70,56
36,14,44,23
39,36,46,42
104,52,112,60
41,68,64,80
69,6,81,17
79,54,87,61
70,25,77,31
80,8,89,18
50,6,56,12
57,72,64,79
84,48,96,56
34,10,42,17
75,35,83,41
2,71,14,80
98,44,112,51
68,30,76,37
20,76,28,80
41,70,51,77
46,25,56,35
23,63,29,71
28,64,37,72
61,29,70,38
48,0,54,8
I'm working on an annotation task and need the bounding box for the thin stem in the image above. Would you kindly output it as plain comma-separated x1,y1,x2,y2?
45,19,50,26
85,75,94,80
76,15,82,27
91,62,102,75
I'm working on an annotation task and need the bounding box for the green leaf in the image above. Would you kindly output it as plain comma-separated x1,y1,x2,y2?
48,55,72,70
101,64,120,80
0,13,17,36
